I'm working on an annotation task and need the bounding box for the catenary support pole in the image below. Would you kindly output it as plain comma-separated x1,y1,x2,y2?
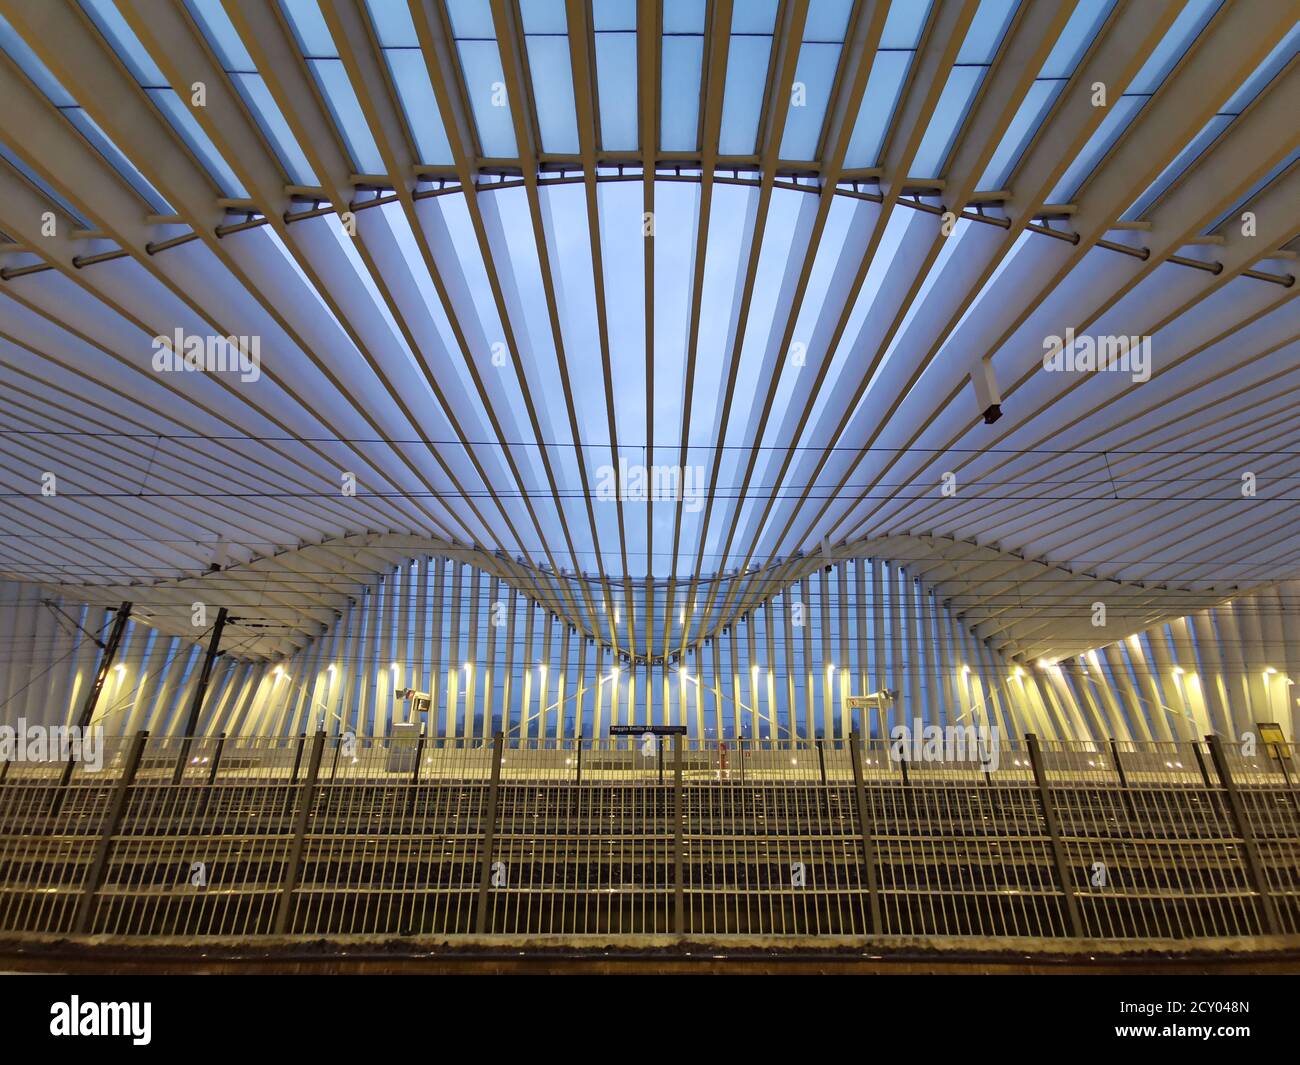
75,602,132,730
173,607,229,784
56,602,133,804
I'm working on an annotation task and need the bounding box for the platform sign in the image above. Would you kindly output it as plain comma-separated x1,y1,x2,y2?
845,692,894,738
386,722,421,773
1257,721,1289,758
609,725,687,736
846,690,895,708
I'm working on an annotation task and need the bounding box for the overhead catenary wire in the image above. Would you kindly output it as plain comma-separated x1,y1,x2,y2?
0,425,1297,455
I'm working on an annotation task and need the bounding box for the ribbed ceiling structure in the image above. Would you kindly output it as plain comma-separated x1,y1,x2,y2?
0,0,1297,668
37,532,1241,662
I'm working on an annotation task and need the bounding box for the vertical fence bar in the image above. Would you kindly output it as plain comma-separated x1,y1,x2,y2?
474,732,505,934
412,731,426,784
1193,741,1214,787
72,729,148,934
194,733,226,820
817,738,835,821
1276,747,1295,791
673,735,685,933
1205,733,1281,934
206,734,226,785
1025,733,1083,937
848,731,882,934
408,731,426,817
290,733,307,783
1109,737,1137,820
1108,738,1127,788
272,731,326,935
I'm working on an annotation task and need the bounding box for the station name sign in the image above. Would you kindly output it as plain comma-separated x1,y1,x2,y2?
608,725,687,736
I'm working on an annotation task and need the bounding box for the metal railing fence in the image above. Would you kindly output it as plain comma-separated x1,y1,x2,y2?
0,732,1296,940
